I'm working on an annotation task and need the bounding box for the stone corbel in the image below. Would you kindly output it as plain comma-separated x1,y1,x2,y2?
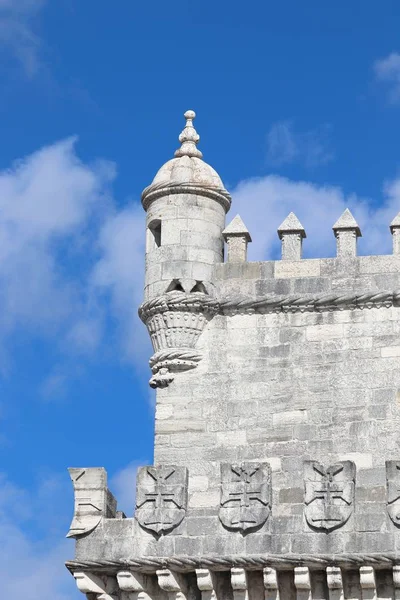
326,567,343,600
117,571,154,600
156,569,188,600
359,567,376,600
74,572,119,600
294,567,311,600
196,569,217,600
263,568,279,600
139,291,219,388
393,566,400,600
231,568,249,600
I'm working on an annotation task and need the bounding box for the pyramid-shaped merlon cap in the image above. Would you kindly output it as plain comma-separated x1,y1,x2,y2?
332,208,361,237
222,214,252,242
390,212,400,232
277,212,306,240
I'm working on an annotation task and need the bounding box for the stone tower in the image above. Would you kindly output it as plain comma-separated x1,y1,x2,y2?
68,111,400,600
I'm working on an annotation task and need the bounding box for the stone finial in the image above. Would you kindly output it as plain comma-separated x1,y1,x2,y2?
277,212,306,261
390,213,400,254
222,214,252,263
174,110,203,159
332,208,361,258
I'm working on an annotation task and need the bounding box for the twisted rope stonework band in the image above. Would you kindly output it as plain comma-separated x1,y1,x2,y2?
149,349,202,372
139,290,400,323
66,552,400,575
219,290,400,314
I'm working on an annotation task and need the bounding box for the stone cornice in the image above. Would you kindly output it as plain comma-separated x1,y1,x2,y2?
141,181,232,212
66,552,400,575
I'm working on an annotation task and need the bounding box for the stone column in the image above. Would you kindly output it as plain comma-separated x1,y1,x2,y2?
223,214,252,263
277,212,306,260
332,208,361,258
390,213,400,254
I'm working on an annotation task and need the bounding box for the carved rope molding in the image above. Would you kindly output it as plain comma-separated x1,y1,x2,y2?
218,290,400,314
66,553,400,575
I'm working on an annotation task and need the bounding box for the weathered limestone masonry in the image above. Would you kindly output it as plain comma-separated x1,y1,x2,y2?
68,111,400,600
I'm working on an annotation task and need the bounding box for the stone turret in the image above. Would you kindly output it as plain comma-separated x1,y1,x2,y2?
141,110,231,301
139,111,230,388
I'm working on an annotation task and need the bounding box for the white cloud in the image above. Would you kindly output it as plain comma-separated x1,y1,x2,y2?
0,0,46,77
231,174,398,261
91,205,152,364
374,52,400,103
0,137,116,376
266,121,334,168
0,472,79,599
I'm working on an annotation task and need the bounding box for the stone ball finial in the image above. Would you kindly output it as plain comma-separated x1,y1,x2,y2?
175,109,203,159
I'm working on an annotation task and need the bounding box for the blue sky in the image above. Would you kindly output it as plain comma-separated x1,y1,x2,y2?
2,0,400,597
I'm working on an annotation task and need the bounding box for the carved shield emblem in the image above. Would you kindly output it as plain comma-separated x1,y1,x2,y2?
386,461,400,525
219,462,271,533
304,461,355,532
135,465,188,535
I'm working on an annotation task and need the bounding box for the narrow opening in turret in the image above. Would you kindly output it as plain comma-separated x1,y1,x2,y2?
148,219,162,248
166,279,185,292
190,281,207,294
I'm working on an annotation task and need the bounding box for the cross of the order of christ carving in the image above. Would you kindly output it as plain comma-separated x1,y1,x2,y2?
229,465,265,525
219,462,271,532
304,461,355,532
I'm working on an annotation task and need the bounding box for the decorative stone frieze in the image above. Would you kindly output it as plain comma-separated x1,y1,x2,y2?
139,291,219,388
67,467,117,538
219,462,271,533
135,466,188,535
386,461,400,526
304,461,355,532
